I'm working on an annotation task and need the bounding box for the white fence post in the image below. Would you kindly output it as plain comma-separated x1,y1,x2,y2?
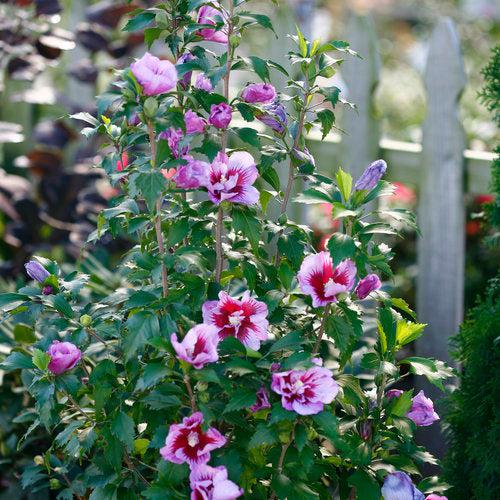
341,14,381,179
416,18,466,365
415,17,466,462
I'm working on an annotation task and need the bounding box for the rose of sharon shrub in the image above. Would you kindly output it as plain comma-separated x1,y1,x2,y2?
0,2,453,498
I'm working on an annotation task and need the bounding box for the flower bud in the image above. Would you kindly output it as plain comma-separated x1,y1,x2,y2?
229,33,241,48
25,260,50,283
42,285,54,296
47,341,82,375
355,274,381,299
359,421,372,441
354,159,387,191
196,381,208,392
33,455,44,466
80,314,92,327
199,391,210,403
208,102,232,129
49,479,61,490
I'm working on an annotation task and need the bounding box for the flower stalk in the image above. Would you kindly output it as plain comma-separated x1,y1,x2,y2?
214,1,234,282
147,120,169,297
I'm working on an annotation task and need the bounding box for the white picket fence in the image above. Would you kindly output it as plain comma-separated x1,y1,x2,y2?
290,14,494,367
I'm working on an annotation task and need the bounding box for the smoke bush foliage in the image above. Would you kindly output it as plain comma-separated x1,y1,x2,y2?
0,1,452,498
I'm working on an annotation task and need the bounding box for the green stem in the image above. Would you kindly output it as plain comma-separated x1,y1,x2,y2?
311,303,331,355
147,120,168,298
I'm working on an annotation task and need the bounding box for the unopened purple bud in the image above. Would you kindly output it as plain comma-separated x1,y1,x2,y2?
292,146,315,168
208,103,232,129
355,274,381,299
359,421,372,441
25,260,50,283
128,112,140,126
386,389,404,400
177,52,195,89
81,376,89,385
256,100,287,135
270,362,281,372
354,159,387,191
42,285,54,295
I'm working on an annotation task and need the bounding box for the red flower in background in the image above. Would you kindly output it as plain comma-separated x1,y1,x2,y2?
389,182,416,206
116,152,129,172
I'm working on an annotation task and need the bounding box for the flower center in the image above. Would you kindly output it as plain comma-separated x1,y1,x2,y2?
228,310,244,326
294,380,304,390
220,174,227,183
187,431,200,447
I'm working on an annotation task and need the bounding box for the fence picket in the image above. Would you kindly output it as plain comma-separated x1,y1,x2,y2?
416,18,467,364
415,18,467,462
341,14,381,179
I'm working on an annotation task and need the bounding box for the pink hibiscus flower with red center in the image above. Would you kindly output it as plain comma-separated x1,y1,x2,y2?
205,151,259,205
271,366,339,415
160,412,226,466
202,291,269,350
297,251,356,307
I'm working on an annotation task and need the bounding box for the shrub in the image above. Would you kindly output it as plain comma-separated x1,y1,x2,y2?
443,44,500,500
443,277,500,499
0,2,452,498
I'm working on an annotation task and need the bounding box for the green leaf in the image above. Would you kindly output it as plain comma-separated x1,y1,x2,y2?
168,219,190,246
321,86,341,108
234,127,261,147
111,411,135,451
130,171,165,211
277,232,305,268
124,12,155,32
248,56,270,81
399,357,453,391
327,233,356,265
316,109,335,138
378,306,397,353
32,349,51,371
52,294,74,318
124,311,160,360
268,331,303,354
239,12,276,35
396,321,426,346
388,390,413,417
13,324,36,343
69,112,99,127
335,167,352,202
135,363,170,391
325,315,356,366
144,27,163,48
391,297,416,320
293,187,334,204
0,351,34,371
224,389,256,413
348,469,381,500
0,292,29,309
248,423,278,449
232,207,261,250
